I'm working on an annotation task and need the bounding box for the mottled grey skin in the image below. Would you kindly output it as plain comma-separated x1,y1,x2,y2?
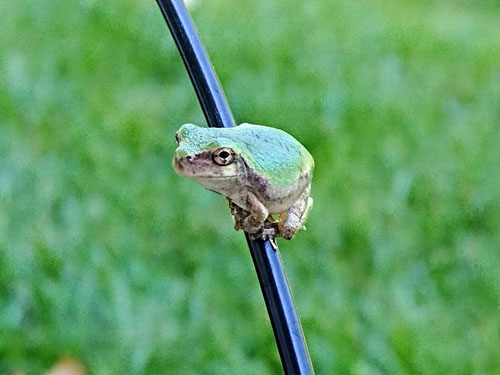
172,123,314,240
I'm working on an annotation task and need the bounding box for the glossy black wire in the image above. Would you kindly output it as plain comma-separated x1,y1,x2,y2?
155,1,313,373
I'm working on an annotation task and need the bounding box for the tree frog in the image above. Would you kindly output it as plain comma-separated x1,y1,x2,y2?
172,123,314,240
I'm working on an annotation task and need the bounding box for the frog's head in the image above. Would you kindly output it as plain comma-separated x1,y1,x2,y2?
172,124,246,190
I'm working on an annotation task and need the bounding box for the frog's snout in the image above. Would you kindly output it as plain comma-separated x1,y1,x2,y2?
173,154,197,175
174,154,194,165
172,155,184,172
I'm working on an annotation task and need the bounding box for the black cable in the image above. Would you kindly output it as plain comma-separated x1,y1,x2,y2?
155,1,314,373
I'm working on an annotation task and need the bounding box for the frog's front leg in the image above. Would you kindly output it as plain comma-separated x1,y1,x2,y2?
278,185,313,240
229,198,279,239
227,198,249,231
231,188,269,235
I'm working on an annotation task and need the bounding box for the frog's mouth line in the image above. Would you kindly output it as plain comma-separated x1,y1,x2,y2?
185,174,237,179
172,157,237,179
173,166,237,179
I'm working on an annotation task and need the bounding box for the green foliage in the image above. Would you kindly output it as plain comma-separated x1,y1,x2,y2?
1,0,499,373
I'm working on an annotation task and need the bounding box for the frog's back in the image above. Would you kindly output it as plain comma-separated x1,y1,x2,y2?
222,123,313,187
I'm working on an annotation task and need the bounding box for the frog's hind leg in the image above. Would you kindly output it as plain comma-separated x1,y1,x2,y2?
278,186,313,240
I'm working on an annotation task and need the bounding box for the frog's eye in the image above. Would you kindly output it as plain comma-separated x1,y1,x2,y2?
175,132,181,146
213,147,235,166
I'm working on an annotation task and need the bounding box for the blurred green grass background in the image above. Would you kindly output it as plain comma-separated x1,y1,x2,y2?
1,0,500,373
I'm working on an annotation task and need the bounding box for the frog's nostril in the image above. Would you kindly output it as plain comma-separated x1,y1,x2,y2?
174,158,183,169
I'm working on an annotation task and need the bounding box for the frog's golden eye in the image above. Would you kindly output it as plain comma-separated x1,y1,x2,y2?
213,147,234,166
175,132,181,146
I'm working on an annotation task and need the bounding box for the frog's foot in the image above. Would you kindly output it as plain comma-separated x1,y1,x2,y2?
246,219,280,241
229,203,267,235
247,229,278,249
241,214,266,234
229,200,250,231
278,187,313,240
